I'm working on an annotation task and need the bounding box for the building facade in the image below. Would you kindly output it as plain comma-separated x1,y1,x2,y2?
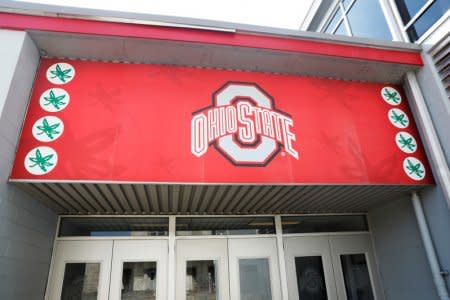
0,1,449,300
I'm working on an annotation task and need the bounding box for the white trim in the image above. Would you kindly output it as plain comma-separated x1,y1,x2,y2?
404,0,435,30
167,216,176,300
342,8,352,36
44,215,61,300
366,214,387,300
416,10,450,45
378,0,405,41
275,215,289,300
58,212,368,218
299,0,325,30
318,0,342,32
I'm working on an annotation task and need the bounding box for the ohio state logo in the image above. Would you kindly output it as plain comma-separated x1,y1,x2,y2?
191,82,298,166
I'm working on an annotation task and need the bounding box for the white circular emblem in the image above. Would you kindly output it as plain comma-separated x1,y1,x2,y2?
395,132,417,154
403,157,425,181
40,88,70,112
46,62,75,84
32,116,64,142
214,83,278,165
381,86,402,105
24,146,58,175
388,108,409,129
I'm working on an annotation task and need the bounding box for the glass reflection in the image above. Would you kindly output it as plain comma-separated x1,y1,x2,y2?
186,260,217,300
239,258,272,300
405,0,450,41
121,262,157,300
347,0,392,40
61,263,100,300
295,256,328,300
340,254,374,300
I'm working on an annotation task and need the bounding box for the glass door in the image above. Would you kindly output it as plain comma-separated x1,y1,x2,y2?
284,236,338,300
176,238,230,300
47,240,113,300
329,235,382,300
228,238,282,300
109,240,168,300
284,234,381,300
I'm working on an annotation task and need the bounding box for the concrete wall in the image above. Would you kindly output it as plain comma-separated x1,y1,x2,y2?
368,196,439,300
0,30,58,300
416,52,450,166
410,32,450,292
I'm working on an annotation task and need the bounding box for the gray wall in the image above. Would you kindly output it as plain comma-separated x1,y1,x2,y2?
0,30,58,300
421,186,450,290
416,51,450,166
368,196,439,300
408,48,450,291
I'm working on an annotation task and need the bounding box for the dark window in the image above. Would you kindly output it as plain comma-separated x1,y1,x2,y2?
403,0,450,41
295,256,328,300
59,217,169,237
341,254,375,300
395,0,428,24
176,217,275,236
282,215,368,234
61,263,100,300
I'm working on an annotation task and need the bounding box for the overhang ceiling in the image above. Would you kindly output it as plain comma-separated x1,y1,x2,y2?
14,182,425,215
28,30,418,84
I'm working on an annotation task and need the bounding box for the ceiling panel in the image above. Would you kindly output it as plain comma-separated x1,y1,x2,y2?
13,182,426,215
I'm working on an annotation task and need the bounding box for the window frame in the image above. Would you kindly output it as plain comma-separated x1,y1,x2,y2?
390,0,450,43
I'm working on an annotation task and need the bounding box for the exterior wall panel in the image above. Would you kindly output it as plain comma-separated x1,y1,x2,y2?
0,29,58,300
368,196,439,300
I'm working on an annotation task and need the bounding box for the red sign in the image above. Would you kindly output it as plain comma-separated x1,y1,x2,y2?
10,59,432,184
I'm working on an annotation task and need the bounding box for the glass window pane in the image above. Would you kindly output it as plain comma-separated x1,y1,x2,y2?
340,254,375,300
394,0,428,24
295,256,328,300
239,258,272,300
342,0,353,10
59,217,169,237
406,0,450,42
121,262,157,300
61,263,100,300
282,215,368,234
334,21,347,35
347,0,392,40
325,8,343,33
186,260,217,299
176,217,275,236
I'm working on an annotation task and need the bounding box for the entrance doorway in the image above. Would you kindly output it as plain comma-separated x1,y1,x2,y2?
47,240,168,300
46,215,382,300
284,234,382,300
176,237,282,300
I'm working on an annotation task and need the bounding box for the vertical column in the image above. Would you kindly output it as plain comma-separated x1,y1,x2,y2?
167,216,176,300
275,215,289,300
405,72,450,209
0,29,59,300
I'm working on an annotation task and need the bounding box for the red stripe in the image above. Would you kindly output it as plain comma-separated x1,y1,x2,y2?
0,12,423,66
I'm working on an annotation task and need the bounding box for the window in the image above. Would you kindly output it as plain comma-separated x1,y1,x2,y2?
395,0,450,41
321,0,392,40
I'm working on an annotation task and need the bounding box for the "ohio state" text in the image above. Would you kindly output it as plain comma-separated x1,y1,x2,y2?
191,101,298,159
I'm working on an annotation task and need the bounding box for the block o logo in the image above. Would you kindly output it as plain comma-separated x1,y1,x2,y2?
191,82,298,166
